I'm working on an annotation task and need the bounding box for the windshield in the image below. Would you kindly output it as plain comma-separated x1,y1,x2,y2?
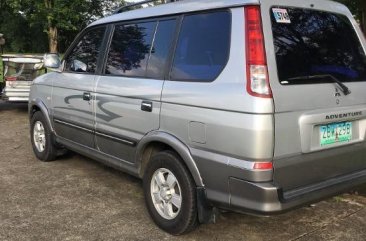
271,7,366,85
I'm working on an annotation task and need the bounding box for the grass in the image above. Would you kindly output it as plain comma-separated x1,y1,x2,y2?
333,196,345,203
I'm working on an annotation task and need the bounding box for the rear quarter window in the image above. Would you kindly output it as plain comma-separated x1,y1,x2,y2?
170,11,231,82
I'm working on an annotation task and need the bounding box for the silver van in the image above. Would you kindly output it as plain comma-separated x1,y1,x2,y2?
29,0,366,235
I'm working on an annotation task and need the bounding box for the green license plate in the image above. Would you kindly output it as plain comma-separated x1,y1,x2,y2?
320,122,352,146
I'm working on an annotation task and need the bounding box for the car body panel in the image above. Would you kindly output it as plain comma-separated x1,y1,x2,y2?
51,72,96,148
94,75,163,163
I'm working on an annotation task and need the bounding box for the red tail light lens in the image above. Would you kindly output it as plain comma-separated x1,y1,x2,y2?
245,6,272,98
5,76,17,81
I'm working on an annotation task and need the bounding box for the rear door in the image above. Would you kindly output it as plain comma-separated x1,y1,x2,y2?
94,18,177,163
261,0,366,191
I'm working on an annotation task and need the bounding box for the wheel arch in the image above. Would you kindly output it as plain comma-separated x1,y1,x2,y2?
29,98,54,133
136,131,204,187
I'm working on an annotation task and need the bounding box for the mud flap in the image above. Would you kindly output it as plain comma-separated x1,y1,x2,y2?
196,187,218,224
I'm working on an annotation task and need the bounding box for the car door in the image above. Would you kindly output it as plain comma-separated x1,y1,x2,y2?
94,18,177,163
51,27,107,148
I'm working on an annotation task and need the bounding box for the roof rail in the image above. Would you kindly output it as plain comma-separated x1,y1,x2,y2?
113,0,179,14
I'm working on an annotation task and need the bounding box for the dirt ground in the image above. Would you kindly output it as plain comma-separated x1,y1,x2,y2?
0,100,366,241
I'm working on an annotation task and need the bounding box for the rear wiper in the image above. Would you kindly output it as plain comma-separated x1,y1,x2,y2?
285,74,351,95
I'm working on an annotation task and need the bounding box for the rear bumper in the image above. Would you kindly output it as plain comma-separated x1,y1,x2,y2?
192,146,366,215
274,141,366,191
1,86,30,102
228,169,366,215
2,96,29,102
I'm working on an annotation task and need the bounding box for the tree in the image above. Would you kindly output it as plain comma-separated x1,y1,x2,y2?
335,0,366,33
0,0,48,52
23,0,126,53
1,0,126,53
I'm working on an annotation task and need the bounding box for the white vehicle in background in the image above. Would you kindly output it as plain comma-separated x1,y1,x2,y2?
1,54,45,102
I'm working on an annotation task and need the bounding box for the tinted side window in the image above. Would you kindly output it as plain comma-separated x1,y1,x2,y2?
171,11,231,82
146,19,177,79
65,27,106,73
106,21,156,77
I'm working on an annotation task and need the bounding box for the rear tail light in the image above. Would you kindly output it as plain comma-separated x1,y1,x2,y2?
245,6,272,98
5,76,17,81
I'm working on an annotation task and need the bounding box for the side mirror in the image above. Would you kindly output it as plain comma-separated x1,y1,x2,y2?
43,53,61,69
71,59,87,72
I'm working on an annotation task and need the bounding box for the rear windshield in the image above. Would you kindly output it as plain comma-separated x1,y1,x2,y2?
271,7,366,85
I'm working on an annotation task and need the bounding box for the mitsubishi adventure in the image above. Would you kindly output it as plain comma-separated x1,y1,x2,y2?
29,0,366,235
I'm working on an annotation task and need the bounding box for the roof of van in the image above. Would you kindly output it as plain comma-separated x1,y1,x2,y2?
89,0,259,27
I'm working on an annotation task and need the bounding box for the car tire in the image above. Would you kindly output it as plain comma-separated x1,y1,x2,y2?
143,151,198,235
30,111,57,162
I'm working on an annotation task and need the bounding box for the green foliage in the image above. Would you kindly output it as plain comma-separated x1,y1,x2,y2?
0,0,48,52
0,0,127,53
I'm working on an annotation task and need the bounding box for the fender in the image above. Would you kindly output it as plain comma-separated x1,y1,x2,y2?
29,98,54,134
136,131,204,187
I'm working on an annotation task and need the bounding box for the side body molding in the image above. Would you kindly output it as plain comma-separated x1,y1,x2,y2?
136,131,204,187
29,98,54,133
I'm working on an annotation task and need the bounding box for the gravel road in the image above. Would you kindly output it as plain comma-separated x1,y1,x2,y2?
1,101,366,241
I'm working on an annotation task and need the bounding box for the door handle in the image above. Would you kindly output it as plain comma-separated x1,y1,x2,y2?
141,101,153,112
83,92,91,101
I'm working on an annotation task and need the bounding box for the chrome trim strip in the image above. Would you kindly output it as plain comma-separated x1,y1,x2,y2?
54,119,137,146
54,119,93,133
95,131,136,146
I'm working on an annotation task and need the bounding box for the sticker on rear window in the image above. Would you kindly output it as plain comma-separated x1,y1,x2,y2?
272,8,291,23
